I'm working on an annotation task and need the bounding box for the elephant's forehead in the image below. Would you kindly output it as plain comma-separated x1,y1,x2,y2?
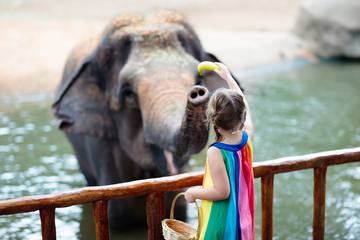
106,11,188,42
107,10,186,30
113,24,183,41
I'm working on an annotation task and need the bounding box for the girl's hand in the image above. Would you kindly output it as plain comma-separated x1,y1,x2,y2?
214,62,246,97
213,62,234,83
184,186,202,203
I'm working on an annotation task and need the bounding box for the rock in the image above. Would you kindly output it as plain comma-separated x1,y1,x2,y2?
294,0,360,58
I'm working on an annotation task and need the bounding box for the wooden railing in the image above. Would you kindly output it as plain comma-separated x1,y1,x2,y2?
0,147,359,240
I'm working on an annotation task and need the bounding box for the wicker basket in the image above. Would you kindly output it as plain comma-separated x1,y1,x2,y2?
162,193,200,240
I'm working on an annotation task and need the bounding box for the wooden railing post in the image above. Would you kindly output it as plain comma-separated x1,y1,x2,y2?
261,174,274,240
92,200,109,240
39,207,56,240
313,167,327,240
146,192,165,240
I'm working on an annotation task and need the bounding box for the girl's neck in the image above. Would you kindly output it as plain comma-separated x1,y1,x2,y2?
220,129,243,145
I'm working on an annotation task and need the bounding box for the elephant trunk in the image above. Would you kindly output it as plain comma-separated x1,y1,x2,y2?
175,85,209,161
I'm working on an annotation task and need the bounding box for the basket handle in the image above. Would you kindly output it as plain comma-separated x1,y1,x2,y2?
170,192,201,240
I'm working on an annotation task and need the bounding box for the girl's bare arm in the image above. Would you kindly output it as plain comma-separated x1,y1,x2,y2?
214,62,253,139
185,147,230,202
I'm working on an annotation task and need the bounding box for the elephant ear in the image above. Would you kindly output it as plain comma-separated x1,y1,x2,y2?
52,38,117,139
201,52,244,93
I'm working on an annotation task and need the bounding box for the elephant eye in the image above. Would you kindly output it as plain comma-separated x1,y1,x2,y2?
121,85,132,96
120,84,138,108
120,84,134,98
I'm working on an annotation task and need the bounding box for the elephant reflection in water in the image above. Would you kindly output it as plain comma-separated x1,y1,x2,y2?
53,11,245,230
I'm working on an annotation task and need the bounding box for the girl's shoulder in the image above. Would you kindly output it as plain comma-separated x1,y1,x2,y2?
206,145,224,165
207,145,221,155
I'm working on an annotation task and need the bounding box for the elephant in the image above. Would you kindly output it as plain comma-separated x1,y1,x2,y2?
52,10,243,230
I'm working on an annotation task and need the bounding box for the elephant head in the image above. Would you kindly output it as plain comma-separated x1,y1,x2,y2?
52,11,241,181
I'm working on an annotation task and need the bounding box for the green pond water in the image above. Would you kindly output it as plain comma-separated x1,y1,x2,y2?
0,61,359,239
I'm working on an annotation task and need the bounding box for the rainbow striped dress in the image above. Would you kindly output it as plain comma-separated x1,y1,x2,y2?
199,131,254,240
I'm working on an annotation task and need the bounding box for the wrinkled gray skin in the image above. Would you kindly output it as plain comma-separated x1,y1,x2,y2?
52,11,242,230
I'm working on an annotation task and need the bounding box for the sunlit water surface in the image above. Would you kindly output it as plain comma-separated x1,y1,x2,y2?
0,62,359,239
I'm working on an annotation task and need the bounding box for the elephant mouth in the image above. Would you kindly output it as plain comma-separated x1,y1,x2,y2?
164,150,178,175
150,144,179,176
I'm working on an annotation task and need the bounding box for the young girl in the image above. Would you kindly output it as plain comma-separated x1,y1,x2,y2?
185,63,254,240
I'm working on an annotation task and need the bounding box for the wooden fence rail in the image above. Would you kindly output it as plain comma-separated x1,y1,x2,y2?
0,147,359,240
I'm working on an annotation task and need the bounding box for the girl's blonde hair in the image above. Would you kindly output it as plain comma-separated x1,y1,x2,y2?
206,88,246,141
